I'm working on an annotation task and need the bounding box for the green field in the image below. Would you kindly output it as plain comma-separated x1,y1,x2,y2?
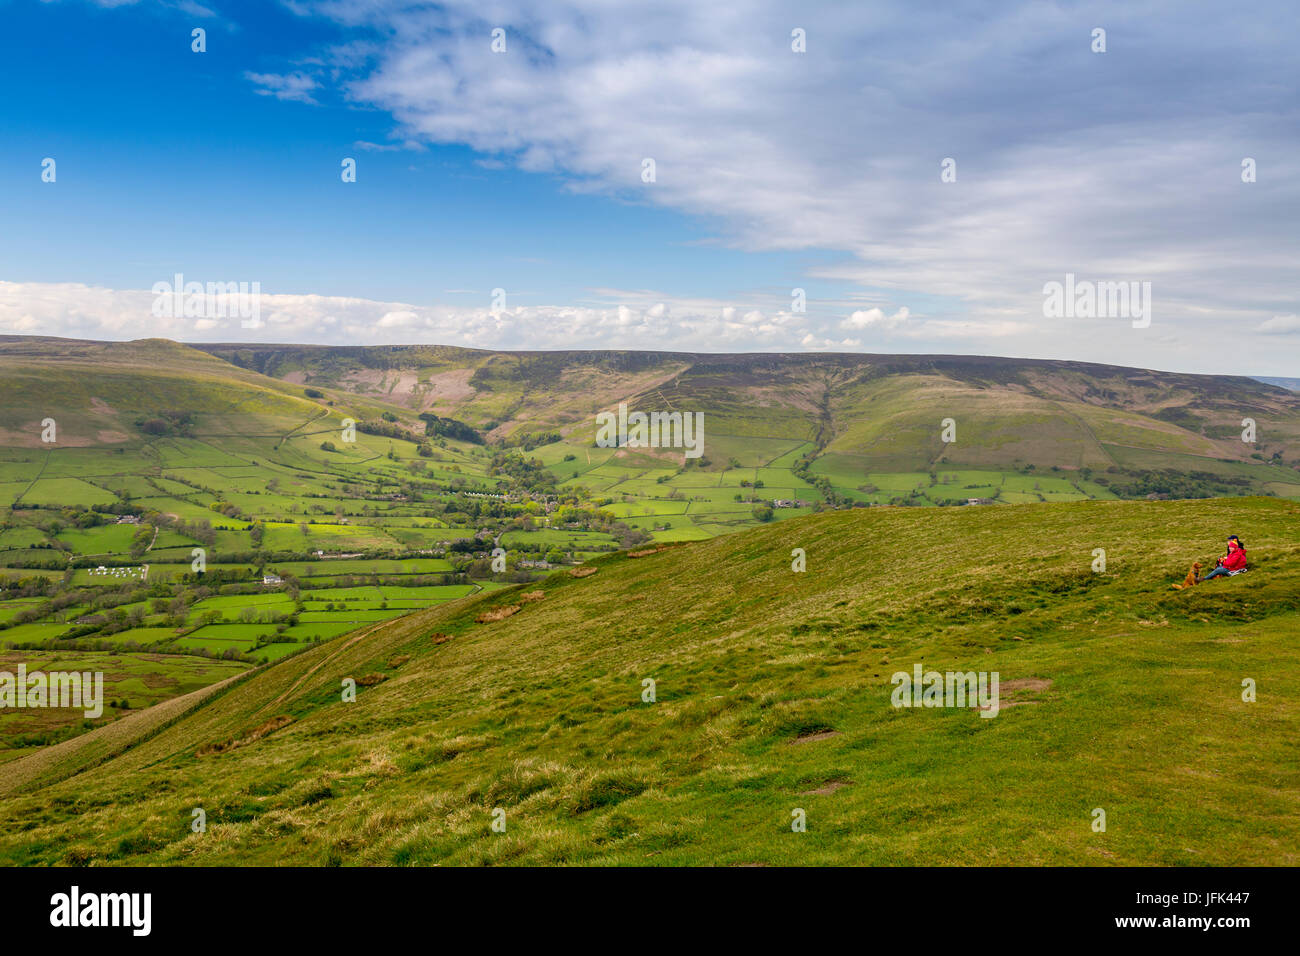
0,650,248,765
1,337,1299,866
0,497,1296,865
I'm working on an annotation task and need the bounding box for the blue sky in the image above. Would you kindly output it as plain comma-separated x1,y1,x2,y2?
1,0,1297,374
1,0,815,306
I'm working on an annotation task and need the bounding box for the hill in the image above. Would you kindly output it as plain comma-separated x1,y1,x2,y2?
0,335,530,748
1255,376,1300,393
2,335,1298,762
198,342,1300,504
1,496,1296,865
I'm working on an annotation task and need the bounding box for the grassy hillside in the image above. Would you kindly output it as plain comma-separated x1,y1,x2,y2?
0,336,427,449
198,342,1300,509
2,496,1296,865
5,337,1300,541
0,336,516,679
200,343,1300,461
2,335,1298,764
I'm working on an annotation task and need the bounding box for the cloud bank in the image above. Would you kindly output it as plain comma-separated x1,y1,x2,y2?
7,0,1298,373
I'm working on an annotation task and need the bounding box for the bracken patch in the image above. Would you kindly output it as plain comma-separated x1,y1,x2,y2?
791,729,842,745
198,715,294,757
801,780,851,795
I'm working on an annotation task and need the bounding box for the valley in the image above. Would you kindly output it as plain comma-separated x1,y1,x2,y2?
2,335,1298,770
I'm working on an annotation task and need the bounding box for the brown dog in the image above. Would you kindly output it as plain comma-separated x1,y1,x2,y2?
1171,562,1201,590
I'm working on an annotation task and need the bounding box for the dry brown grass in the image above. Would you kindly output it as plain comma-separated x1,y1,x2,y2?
476,605,520,623
197,715,294,757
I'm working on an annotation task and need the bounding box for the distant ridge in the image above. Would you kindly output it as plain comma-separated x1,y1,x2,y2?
2,334,1298,503
1254,376,1300,392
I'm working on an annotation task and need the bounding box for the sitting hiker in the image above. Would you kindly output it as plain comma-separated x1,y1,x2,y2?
1201,535,1248,581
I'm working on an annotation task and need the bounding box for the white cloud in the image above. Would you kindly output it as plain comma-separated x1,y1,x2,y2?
0,279,975,354
1258,315,1300,335
274,0,1298,369
174,1,218,18
244,71,319,104
11,2,1300,374
6,278,1284,373
843,307,910,330
377,310,419,328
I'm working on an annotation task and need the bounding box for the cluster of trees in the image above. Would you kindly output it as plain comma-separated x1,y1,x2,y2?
59,604,152,639
488,452,558,494
356,419,422,443
0,550,70,570
3,503,145,543
129,522,154,559
0,573,57,598
0,576,168,632
178,566,258,587
419,413,483,444
13,633,260,663
53,508,111,530
133,409,196,437
209,499,250,520
501,430,561,451
195,606,297,627
791,450,847,508
146,513,216,548
1097,468,1255,500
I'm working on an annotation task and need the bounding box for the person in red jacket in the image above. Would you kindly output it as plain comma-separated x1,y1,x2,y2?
1201,535,1248,581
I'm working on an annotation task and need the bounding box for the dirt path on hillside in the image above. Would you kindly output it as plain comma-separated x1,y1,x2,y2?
0,669,251,798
